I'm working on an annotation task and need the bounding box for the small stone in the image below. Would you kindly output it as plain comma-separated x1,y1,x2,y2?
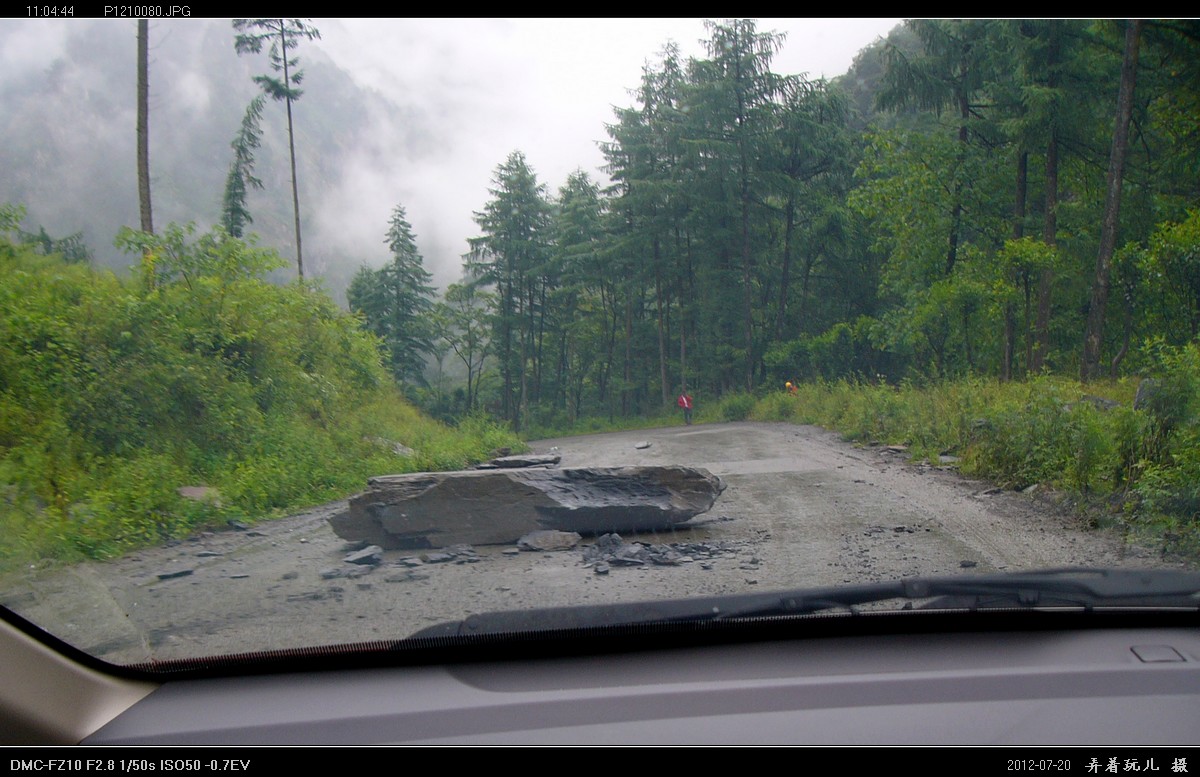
960,560,978,568
594,563,610,575
634,441,651,449
518,530,582,552
344,546,383,566
156,569,193,580
384,572,429,583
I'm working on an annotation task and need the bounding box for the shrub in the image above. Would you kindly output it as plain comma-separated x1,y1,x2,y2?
718,393,756,422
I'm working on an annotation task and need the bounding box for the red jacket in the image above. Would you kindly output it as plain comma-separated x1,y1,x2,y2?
677,394,692,409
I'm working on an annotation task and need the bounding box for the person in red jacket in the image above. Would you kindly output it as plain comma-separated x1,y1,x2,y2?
677,391,693,425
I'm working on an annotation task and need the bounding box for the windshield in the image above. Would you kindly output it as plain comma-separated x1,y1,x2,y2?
1,17,1198,668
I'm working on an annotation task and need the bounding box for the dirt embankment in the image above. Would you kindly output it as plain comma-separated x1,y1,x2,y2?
2,422,1170,664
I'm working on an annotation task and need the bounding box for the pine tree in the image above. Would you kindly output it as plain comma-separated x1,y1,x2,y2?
221,96,266,239
233,19,321,279
468,151,552,427
348,205,437,385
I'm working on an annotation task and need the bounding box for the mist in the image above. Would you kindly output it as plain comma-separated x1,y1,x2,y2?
0,18,900,303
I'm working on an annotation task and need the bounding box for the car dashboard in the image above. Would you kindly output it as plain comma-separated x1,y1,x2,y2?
4,607,1196,747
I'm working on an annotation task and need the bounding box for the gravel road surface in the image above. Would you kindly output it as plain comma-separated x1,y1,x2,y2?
2,422,1168,664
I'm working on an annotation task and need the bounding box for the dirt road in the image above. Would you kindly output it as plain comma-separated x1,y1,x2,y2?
3,422,1166,664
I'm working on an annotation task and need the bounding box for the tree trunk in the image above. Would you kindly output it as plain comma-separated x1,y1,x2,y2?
137,20,153,236
1003,150,1027,381
655,261,669,409
1031,28,1062,373
1082,20,1142,382
280,20,304,280
775,192,796,339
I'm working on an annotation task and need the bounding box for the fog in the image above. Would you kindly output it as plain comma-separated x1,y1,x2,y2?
0,18,899,301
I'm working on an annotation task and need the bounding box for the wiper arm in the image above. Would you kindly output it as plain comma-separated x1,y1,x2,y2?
412,568,1200,639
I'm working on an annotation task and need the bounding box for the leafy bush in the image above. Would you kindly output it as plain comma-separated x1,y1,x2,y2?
0,226,524,561
717,392,756,422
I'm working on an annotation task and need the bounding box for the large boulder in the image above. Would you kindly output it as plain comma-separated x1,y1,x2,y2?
330,466,725,549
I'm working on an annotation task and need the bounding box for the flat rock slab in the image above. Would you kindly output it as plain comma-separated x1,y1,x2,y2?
330,466,725,549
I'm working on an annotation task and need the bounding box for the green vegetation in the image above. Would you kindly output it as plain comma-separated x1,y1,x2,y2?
7,20,1200,565
415,20,1200,556
0,222,520,564
425,20,1200,438
737,346,1200,556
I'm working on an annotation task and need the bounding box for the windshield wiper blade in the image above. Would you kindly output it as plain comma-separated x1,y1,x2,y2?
412,568,1200,639
714,568,1200,620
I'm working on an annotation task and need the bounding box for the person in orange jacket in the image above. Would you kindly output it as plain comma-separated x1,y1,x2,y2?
786,381,798,396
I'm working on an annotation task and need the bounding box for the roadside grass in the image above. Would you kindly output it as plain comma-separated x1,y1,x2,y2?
0,400,522,570
747,372,1199,559
517,365,1199,561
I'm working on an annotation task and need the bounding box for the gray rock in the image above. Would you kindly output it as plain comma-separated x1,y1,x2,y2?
366,437,415,458
1134,378,1159,411
177,486,221,505
518,530,582,551
156,569,193,581
489,453,562,469
331,466,725,549
344,545,383,566
1075,395,1122,411
634,441,651,449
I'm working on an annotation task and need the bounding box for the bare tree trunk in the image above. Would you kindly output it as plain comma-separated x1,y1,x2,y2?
655,263,669,409
1003,150,1027,381
1031,130,1058,372
622,280,633,416
1030,26,1063,373
280,20,304,280
1082,20,1142,382
774,192,796,339
137,20,153,235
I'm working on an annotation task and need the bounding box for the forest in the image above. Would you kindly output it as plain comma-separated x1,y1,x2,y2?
343,20,1200,434
3,19,1200,560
